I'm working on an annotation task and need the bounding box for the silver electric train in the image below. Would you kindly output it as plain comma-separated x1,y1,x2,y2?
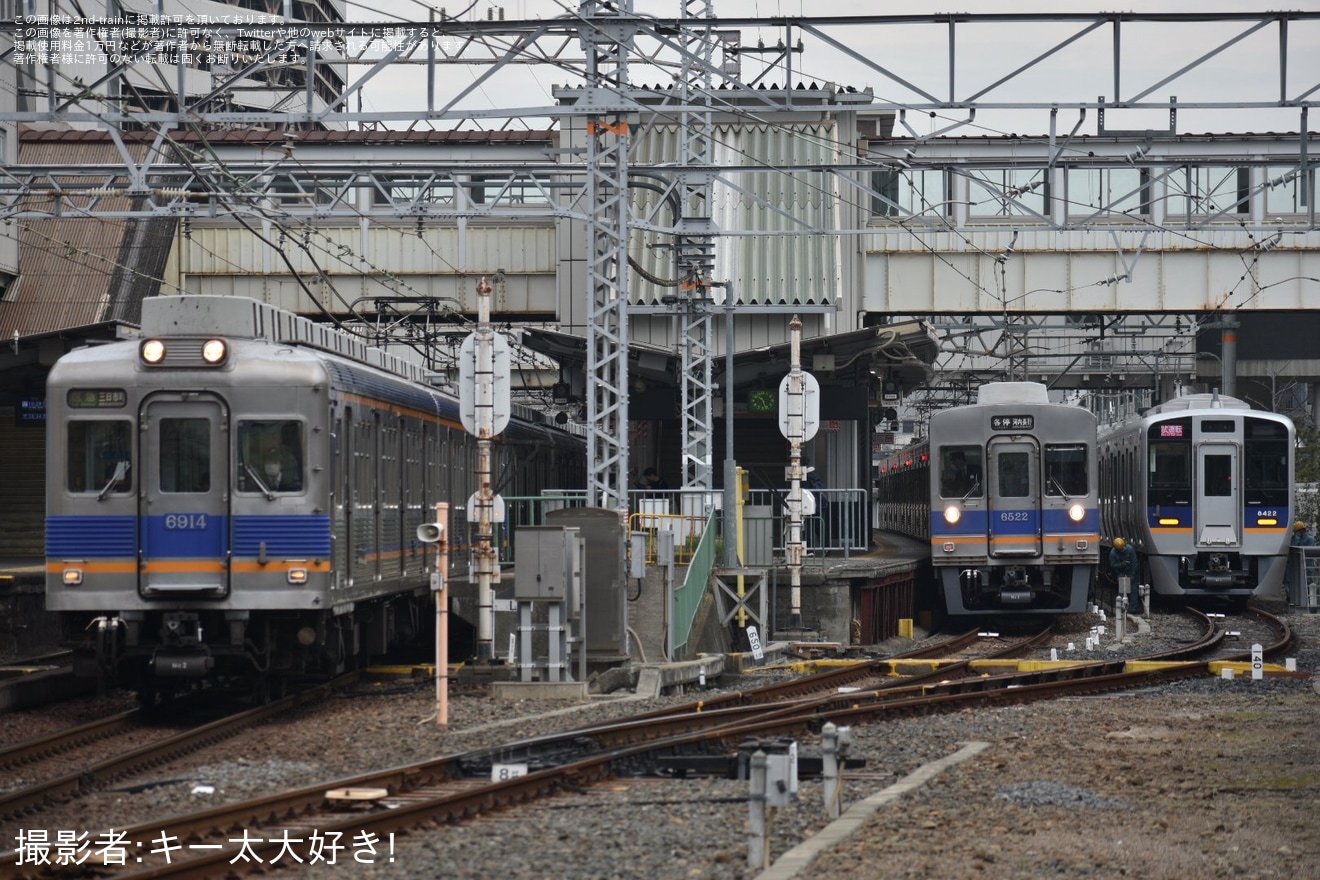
875,382,1099,615
45,295,585,701
1097,392,1293,602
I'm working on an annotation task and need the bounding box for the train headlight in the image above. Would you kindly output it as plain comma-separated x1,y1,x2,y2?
62,568,83,586
1068,503,1085,523
1158,517,1180,526
943,505,961,525
141,339,166,364
1257,516,1278,526
201,338,228,364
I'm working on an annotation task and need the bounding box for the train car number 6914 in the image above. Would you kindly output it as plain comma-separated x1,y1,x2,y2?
164,513,209,530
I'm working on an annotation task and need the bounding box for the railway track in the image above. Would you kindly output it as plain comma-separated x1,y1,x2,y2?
2,607,1297,879
0,676,356,822
0,653,94,714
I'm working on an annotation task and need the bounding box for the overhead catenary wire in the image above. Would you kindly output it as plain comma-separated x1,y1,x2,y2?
7,9,1314,394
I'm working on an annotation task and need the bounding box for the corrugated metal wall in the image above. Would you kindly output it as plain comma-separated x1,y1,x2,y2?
628,122,844,308
2,135,175,337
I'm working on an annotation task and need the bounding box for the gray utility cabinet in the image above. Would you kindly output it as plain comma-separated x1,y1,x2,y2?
546,507,627,659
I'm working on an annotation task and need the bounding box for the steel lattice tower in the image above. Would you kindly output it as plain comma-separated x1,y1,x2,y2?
580,0,635,512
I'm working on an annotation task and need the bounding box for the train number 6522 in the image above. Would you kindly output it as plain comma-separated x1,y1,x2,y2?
164,513,208,530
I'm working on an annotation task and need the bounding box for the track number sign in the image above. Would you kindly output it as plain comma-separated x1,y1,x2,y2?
492,763,529,781
746,625,765,660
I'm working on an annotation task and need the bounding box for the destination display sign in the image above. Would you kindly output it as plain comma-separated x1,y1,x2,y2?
991,414,1034,431
68,389,127,408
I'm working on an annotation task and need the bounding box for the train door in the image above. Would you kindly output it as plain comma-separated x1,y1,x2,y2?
138,394,230,598
1195,442,1240,547
987,438,1042,557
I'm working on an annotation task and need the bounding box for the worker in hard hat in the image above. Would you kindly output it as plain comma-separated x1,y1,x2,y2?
1109,537,1140,613
1292,521,1315,548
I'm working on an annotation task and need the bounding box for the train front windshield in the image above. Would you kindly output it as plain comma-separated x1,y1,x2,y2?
237,420,306,493
939,445,984,497
66,420,133,495
1244,417,1290,506
1044,444,1088,496
1147,419,1193,505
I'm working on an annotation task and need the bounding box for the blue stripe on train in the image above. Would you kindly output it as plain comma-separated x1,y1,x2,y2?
46,514,332,558
231,515,331,557
46,515,136,556
930,507,1099,537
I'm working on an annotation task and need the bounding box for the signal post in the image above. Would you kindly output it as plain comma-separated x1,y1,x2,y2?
779,317,819,635
459,277,512,662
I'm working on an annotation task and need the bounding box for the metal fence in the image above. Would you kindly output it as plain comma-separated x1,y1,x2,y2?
1286,546,1320,610
672,511,718,660
472,489,866,657
448,494,589,571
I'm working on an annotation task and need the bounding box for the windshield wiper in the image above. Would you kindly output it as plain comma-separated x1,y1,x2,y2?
97,460,129,502
244,464,276,501
1048,475,1072,502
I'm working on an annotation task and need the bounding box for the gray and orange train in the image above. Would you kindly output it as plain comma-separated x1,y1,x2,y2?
874,382,1099,615
45,296,584,701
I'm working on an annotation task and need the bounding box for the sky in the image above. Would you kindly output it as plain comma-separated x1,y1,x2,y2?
340,1,1320,135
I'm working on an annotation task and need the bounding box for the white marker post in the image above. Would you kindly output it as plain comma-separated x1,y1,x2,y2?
417,503,449,726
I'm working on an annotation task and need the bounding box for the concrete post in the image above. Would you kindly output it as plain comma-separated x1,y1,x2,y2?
822,722,841,819
748,749,768,869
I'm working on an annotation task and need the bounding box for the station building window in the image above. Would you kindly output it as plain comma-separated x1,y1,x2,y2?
1265,165,1311,216
1066,166,1150,218
870,166,947,220
966,168,1050,219
1170,165,1249,219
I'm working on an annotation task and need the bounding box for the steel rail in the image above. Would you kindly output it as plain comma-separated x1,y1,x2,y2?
55,657,1228,880
0,675,355,820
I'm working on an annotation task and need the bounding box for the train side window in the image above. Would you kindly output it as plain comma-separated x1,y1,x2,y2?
67,420,133,494
237,420,304,493
1044,444,1088,496
940,445,983,497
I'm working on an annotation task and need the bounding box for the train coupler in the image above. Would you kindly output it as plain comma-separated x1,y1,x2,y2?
152,650,215,677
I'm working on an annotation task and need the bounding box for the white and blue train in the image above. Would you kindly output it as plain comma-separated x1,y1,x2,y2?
875,382,1099,615
45,296,584,701
1097,392,1293,602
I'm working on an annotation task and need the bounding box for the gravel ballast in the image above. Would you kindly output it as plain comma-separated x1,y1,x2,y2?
3,602,1318,879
